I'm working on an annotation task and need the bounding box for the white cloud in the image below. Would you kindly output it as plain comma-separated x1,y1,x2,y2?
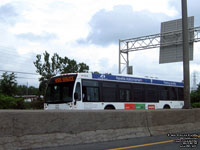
0,0,199,87
78,5,169,46
123,0,178,16
65,43,118,72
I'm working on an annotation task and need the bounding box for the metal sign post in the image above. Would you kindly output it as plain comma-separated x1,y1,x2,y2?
182,0,191,109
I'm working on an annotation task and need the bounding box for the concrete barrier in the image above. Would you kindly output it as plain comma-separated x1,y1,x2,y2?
0,109,200,150
146,109,200,135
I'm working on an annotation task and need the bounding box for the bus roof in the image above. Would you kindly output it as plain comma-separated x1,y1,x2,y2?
54,73,184,87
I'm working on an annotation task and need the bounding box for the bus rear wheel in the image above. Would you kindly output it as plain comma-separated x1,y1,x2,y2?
104,105,115,110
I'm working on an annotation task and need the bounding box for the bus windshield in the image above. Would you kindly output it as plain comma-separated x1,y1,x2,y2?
45,82,75,103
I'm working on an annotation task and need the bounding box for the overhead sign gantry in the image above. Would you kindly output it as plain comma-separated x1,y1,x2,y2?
119,24,200,74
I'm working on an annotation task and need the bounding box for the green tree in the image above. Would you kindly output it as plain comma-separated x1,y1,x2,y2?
28,86,39,95
0,72,17,96
16,85,27,95
93,71,100,74
16,85,39,96
33,51,89,95
191,84,200,103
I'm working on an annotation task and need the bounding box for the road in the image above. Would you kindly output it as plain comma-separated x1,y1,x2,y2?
34,131,200,150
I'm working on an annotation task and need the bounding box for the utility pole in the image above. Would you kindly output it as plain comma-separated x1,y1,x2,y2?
182,0,191,109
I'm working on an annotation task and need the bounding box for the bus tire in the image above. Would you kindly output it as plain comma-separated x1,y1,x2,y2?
104,105,115,110
163,105,170,109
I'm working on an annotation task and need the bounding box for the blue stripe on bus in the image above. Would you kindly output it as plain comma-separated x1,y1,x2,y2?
152,79,184,87
92,74,151,84
92,73,184,87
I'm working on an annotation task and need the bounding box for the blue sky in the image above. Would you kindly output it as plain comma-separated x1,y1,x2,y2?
0,0,199,87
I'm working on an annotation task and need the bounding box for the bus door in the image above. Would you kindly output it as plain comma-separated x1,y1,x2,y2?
73,81,84,109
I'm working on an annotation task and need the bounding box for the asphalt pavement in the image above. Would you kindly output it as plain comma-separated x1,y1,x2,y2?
33,130,200,150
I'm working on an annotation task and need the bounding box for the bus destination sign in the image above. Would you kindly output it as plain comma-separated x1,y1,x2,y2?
54,76,75,83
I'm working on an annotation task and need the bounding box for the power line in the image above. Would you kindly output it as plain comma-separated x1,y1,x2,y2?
0,70,39,75
16,77,39,80
0,77,39,80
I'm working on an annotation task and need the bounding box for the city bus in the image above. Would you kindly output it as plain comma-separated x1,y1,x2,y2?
44,73,184,110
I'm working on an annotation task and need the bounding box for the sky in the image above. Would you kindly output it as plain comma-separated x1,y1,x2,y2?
0,0,199,88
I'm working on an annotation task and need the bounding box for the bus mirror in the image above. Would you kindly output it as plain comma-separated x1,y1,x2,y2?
74,92,78,100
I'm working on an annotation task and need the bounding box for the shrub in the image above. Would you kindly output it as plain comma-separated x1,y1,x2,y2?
192,102,200,108
0,93,44,109
32,98,44,109
27,98,44,109
0,94,23,109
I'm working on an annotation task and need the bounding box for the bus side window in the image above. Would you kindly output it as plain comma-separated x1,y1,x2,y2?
82,80,99,102
169,87,178,100
75,82,81,101
159,86,169,100
119,89,130,102
86,87,99,101
178,88,184,100
146,85,158,102
102,82,117,102
118,83,131,102
132,84,145,102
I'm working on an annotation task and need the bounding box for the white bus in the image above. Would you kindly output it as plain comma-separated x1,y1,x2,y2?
44,73,184,110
